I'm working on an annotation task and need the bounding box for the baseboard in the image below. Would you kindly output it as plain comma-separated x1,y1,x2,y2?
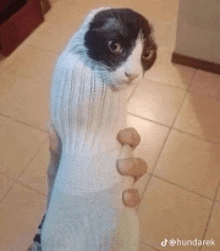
172,52,220,75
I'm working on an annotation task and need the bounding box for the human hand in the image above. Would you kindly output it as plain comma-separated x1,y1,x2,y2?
116,127,148,207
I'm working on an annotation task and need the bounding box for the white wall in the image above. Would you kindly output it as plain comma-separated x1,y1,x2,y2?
175,0,220,64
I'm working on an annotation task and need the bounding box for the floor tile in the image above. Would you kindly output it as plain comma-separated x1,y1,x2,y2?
4,45,58,79
49,0,178,31
127,83,138,101
217,184,220,203
25,22,74,53
0,116,47,180
0,74,51,131
18,140,50,195
0,70,17,99
0,174,14,201
201,202,220,251
174,92,220,144
137,176,212,251
188,70,220,102
154,129,220,199
128,79,185,126
0,183,46,251
44,0,77,25
145,50,196,89
127,114,170,173
138,242,160,251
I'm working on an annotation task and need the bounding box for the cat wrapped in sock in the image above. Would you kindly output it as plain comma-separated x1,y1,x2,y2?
41,7,157,251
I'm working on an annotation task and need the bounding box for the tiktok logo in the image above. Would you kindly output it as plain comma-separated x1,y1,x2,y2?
161,239,168,247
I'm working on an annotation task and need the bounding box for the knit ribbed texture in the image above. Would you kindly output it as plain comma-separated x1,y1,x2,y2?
50,8,127,194
42,8,139,251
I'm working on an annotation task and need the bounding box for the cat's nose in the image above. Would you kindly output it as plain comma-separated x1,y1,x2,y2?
125,72,139,81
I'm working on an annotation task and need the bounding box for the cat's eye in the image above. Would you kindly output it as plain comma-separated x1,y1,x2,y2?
142,49,154,60
108,41,123,54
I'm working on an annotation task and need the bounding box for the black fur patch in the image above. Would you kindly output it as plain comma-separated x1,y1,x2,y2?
84,8,157,72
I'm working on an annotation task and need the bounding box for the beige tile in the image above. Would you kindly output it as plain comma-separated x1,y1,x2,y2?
189,70,220,102
0,174,14,201
154,130,220,199
145,50,196,89
0,183,46,251
0,70,17,99
137,177,212,251
18,140,50,195
4,45,58,79
202,202,220,251
0,74,51,131
141,0,179,23
44,0,77,25
0,116,47,180
45,1,132,31
128,79,185,126
127,83,138,101
47,0,178,30
25,22,74,53
174,92,220,144
138,242,159,251
127,114,170,173
217,184,220,203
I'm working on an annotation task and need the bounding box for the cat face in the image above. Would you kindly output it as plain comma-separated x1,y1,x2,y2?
84,8,157,89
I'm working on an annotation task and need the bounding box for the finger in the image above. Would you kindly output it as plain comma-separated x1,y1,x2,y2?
47,121,61,155
122,189,141,207
117,158,147,182
117,127,141,148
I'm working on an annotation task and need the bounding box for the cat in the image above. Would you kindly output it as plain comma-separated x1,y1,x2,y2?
28,7,157,251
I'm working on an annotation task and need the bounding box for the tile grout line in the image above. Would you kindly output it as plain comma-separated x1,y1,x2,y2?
130,69,220,146
152,173,215,202
135,70,198,209
0,113,47,133
148,68,196,174
172,127,220,146
198,179,220,251
0,138,48,204
139,241,162,251
127,112,171,129
128,111,220,146
127,84,139,102
144,76,193,91
135,125,173,211
15,179,47,198
169,68,197,129
12,117,47,133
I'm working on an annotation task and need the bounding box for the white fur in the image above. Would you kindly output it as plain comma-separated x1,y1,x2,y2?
109,34,144,88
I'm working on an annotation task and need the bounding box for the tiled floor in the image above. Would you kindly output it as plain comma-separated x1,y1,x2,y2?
0,0,220,250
